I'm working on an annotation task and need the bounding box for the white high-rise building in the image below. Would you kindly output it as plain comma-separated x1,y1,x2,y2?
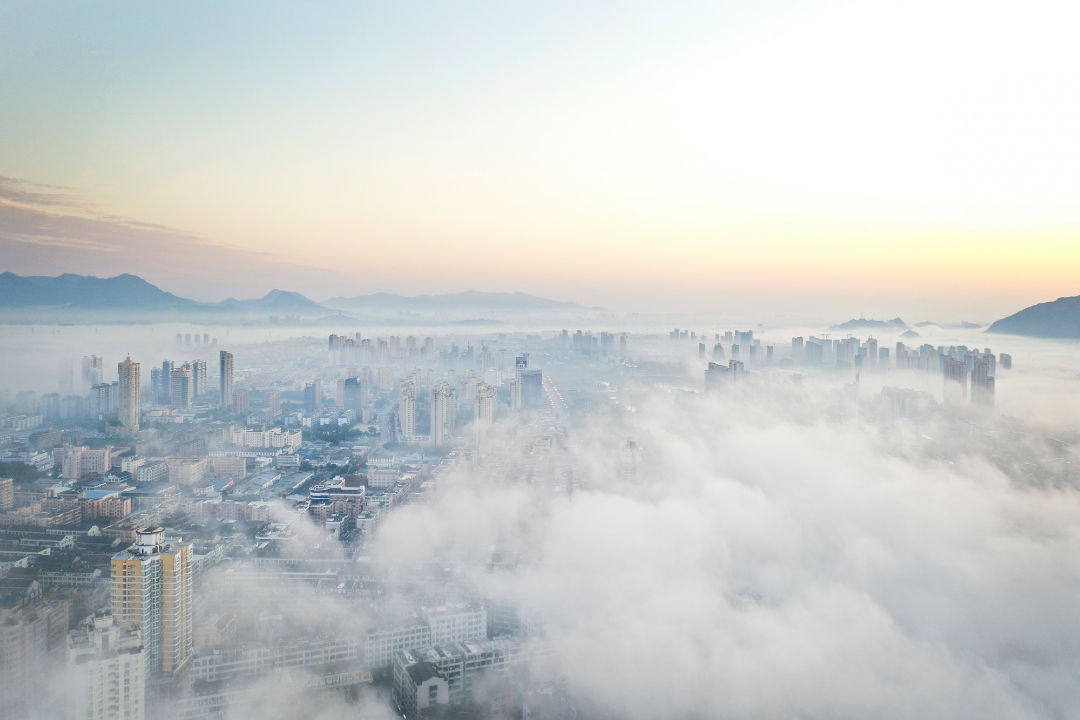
117,357,140,433
68,612,146,720
399,380,417,441
430,382,456,447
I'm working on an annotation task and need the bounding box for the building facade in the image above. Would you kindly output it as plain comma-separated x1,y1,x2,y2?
117,357,140,433
110,527,193,676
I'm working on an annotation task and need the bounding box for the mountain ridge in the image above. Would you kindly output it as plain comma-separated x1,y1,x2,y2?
0,271,195,309
0,272,594,316
987,295,1080,338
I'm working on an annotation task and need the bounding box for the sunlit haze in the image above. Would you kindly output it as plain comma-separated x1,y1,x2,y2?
2,0,1079,318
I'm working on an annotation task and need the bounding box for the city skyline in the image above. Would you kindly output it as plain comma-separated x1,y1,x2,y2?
2,1,1079,319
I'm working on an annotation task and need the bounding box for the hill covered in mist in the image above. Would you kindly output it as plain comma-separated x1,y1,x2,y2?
0,271,194,309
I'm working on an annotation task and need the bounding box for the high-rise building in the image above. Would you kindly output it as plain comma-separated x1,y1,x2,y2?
430,382,456,447
510,378,522,411
68,612,146,720
81,355,104,389
169,367,193,409
510,353,544,410
110,528,193,676
304,380,322,414
600,332,616,356
971,356,995,406
187,359,207,399
335,377,347,408
521,369,543,410
474,383,496,425
0,592,71,718
157,361,174,404
399,380,417,441
0,477,12,511
510,354,527,411
342,376,367,413
219,351,234,408
90,383,114,415
265,389,281,417
149,367,164,406
117,357,140,433
943,356,968,405
232,388,250,415
704,362,727,392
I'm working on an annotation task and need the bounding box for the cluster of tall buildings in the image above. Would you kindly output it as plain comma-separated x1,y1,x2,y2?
565,329,628,358
329,333,439,366
71,349,239,436
696,329,1009,407
149,360,208,410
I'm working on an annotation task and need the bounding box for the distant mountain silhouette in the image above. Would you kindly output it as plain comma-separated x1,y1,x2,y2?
0,272,194,308
0,273,328,314
900,329,921,339
914,321,983,329
213,289,327,314
326,290,591,311
988,295,1080,338
0,273,591,319
832,317,907,331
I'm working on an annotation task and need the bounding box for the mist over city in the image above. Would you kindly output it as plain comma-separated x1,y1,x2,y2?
3,2,1080,719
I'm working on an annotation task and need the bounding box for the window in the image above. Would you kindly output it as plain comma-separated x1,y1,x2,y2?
428,684,439,702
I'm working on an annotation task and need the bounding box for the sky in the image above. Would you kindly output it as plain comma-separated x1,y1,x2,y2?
1,0,1079,320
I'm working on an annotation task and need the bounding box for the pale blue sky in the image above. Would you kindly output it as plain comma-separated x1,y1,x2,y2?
1,0,1078,318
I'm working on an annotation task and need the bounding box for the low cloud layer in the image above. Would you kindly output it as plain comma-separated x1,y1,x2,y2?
371,379,1080,719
